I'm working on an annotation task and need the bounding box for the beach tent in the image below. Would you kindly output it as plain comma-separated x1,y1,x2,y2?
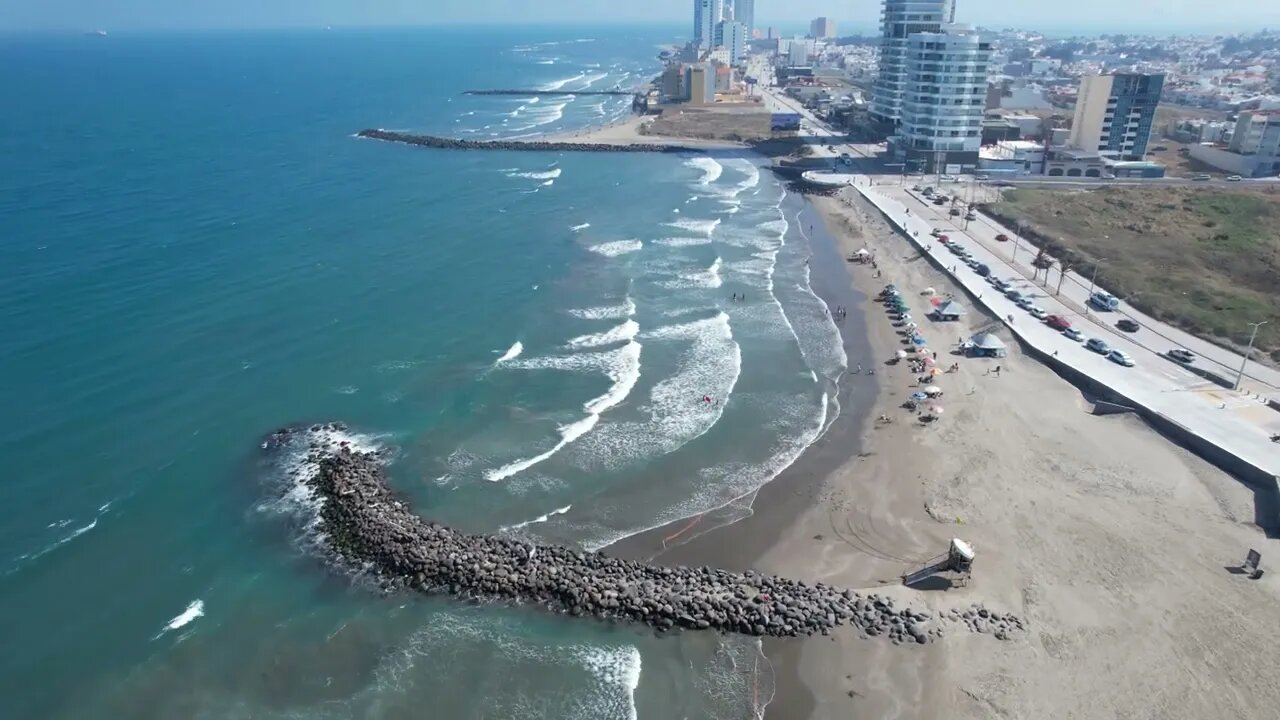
923,385,942,396
931,300,966,321
969,332,1007,358
912,336,928,346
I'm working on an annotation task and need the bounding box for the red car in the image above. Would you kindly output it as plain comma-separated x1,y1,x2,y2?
1045,314,1071,330
995,233,1010,242
937,234,950,243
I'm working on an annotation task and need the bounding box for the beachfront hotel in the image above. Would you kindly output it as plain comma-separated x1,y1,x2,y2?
694,0,726,50
869,0,957,126
891,23,991,171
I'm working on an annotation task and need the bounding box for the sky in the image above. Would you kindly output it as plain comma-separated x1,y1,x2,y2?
3,0,1279,34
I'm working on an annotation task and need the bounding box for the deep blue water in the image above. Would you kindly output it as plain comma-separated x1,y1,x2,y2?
0,27,845,719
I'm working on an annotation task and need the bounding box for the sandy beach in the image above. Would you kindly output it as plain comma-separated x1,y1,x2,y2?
614,179,1280,719
541,112,753,150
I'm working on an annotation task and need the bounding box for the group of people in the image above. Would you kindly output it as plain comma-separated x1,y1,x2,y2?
831,305,848,319
730,292,746,302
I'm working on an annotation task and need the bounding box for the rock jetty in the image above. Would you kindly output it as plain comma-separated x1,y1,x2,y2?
356,129,696,154
464,90,633,96
279,426,1024,644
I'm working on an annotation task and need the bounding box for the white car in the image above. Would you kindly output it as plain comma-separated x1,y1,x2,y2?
1108,349,1136,367
1028,306,1048,320
1226,175,1243,182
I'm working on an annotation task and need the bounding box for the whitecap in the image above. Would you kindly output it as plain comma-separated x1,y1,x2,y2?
495,341,524,364
684,157,723,185
663,218,720,236
507,167,562,181
502,504,573,531
653,237,712,248
565,319,640,349
588,239,643,257
568,297,636,320
660,256,722,289
538,73,585,91
541,179,555,187
569,222,591,232
155,599,204,638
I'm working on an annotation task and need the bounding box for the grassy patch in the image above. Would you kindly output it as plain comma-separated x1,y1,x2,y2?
987,186,1280,361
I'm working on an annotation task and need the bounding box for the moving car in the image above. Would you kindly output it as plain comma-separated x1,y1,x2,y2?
1108,349,1136,367
1063,328,1085,342
974,174,990,181
940,174,958,181
1088,291,1120,311
1085,338,1111,354
1045,314,1071,330
1116,318,1140,332
1168,348,1196,363
1028,306,1048,320
949,208,961,216
965,211,978,221
995,233,1009,242
1227,175,1243,182
1192,173,1211,181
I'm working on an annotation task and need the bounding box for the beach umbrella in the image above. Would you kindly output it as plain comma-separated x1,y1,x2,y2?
922,287,936,295
923,357,936,366
924,385,942,395
895,350,908,359
930,406,944,416
905,322,918,330
913,337,928,346
929,367,944,376
911,392,929,401
930,296,943,306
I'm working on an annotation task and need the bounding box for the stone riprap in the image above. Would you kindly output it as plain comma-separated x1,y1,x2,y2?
355,129,697,153
275,425,1023,644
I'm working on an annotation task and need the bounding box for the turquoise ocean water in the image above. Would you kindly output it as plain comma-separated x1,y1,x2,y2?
0,27,847,718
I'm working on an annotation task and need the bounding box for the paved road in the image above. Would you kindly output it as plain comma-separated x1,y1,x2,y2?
851,181,1280,479
881,184,1280,397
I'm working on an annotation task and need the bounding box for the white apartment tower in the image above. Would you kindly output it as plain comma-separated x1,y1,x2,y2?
870,0,956,126
694,0,726,51
894,24,991,168
715,20,748,65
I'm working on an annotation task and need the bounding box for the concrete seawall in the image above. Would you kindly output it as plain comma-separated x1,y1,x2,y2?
356,129,701,154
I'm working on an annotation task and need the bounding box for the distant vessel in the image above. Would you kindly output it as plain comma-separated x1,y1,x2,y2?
85,30,107,37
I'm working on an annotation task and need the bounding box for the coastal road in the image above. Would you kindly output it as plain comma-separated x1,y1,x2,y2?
849,179,1280,480
881,184,1280,397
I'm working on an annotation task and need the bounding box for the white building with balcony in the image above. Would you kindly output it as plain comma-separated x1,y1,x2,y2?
892,24,991,171
869,0,955,127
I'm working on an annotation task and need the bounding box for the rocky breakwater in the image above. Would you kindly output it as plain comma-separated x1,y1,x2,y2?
356,129,696,154
284,430,1023,644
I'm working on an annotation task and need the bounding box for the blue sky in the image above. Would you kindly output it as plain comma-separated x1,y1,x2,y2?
3,0,1279,33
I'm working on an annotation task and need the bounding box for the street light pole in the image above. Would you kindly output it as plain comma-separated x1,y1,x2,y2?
1236,320,1269,391
1087,259,1105,297
1011,220,1022,262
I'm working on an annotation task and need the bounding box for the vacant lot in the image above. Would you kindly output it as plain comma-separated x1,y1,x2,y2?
989,186,1280,362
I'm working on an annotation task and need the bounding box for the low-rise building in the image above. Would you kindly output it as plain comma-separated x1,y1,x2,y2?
978,140,1044,174
1043,147,1106,177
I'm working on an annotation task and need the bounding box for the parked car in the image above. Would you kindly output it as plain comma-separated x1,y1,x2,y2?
1005,289,1023,301
965,211,978,221
975,263,991,277
1086,338,1111,354
937,234,951,243
1152,145,1169,152
922,186,935,196
912,184,924,192
974,174,990,181
1116,318,1140,332
966,257,982,269
1168,348,1196,363
991,278,1009,291
1088,291,1120,311
1226,175,1243,182
995,233,1009,242
933,197,947,206
947,243,964,254
1063,328,1085,342
1045,314,1071,330
1028,306,1048,320
1192,173,1211,181
930,227,944,236
949,208,961,216
940,174,958,181
1108,349,1136,367
1016,297,1034,310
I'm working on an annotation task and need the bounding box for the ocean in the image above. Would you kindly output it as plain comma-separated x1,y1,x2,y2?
0,26,846,719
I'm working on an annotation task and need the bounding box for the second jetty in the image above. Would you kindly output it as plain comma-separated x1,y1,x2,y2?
357,128,699,153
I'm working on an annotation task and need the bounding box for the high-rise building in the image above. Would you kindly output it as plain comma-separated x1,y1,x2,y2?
685,63,716,105
694,0,726,51
1069,73,1164,160
870,0,956,126
893,24,991,168
715,20,748,65
810,17,837,39
732,0,755,36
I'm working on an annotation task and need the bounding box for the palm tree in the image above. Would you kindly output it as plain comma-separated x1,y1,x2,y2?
1031,247,1048,280
1056,259,1074,295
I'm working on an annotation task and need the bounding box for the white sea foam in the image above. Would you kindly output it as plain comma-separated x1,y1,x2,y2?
661,256,723,289
536,59,556,64
663,218,720,236
576,646,642,720
565,319,640,349
569,222,591,232
541,179,555,187
495,341,524,364
568,297,636,320
502,504,573,531
155,599,204,639
538,73,585,91
653,236,712,248
731,158,761,191
588,239,643,257
684,157,723,185
574,313,739,475
487,341,642,481
507,167,562,180
576,72,609,89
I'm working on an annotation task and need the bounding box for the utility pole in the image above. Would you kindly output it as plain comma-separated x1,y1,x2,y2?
1087,258,1105,298
1011,220,1022,262
1236,320,1269,391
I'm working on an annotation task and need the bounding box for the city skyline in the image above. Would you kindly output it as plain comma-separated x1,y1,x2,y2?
5,0,1280,33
